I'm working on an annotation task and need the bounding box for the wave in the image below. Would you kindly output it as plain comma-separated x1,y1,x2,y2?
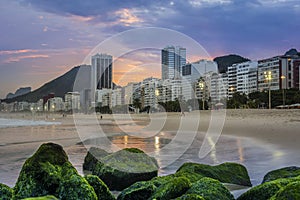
0,118,61,128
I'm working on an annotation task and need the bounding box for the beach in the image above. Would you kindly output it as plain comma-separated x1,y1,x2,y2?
0,109,299,193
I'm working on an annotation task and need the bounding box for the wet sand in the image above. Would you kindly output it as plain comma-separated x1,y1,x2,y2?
0,109,299,193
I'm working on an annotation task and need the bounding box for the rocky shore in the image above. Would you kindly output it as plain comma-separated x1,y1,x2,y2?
1,142,300,199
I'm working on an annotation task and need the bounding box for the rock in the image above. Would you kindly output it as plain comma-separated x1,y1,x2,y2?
270,180,300,199
13,143,97,200
0,183,13,200
22,195,58,200
174,171,204,183
83,147,110,171
175,194,205,200
150,174,176,187
177,162,252,186
117,181,157,200
185,177,234,200
237,177,299,200
85,175,115,200
262,166,300,183
149,177,191,200
92,148,158,190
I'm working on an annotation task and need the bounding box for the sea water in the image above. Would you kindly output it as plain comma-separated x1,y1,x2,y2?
0,118,61,128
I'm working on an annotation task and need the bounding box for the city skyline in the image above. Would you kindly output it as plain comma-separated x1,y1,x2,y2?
1,0,300,98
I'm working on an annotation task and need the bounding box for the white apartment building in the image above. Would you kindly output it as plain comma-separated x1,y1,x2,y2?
140,77,161,107
65,92,80,111
181,61,215,101
17,101,30,111
228,64,237,98
236,61,258,95
123,82,140,105
210,73,228,104
111,88,122,108
95,89,112,107
48,97,64,112
258,57,280,91
171,79,182,101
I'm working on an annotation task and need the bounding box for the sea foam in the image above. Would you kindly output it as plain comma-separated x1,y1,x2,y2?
0,118,61,128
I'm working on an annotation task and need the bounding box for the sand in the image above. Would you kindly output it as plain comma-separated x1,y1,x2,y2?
0,109,299,189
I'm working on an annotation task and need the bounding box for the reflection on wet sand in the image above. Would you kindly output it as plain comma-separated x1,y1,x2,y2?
237,138,244,162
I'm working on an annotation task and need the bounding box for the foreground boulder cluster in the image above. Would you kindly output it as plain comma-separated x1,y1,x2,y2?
0,143,299,199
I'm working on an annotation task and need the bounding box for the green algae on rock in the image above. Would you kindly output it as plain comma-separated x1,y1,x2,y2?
83,147,110,172
177,162,252,186
185,177,234,200
13,143,97,200
270,180,300,200
0,183,13,200
117,181,157,200
175,194,205,200
22,195,58,200
85,175,115,200
237,177,299,200
149,177,191,200
92,148,158,191
262,166,300,183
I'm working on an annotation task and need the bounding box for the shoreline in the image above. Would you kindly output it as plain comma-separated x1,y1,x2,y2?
0,109,299,188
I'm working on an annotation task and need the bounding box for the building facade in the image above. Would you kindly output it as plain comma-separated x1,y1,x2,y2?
236,61,258,95
161,46,186,80
91,53,113,104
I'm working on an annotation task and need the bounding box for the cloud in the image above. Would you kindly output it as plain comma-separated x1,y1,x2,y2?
114,8,144,27
4,54,49,63
0,49,37,55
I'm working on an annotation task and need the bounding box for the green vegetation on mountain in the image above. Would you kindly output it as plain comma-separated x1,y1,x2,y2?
3,65,91,103
213,54,250,73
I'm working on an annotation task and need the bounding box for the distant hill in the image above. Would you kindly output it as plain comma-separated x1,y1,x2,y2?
213,54,250,73
284,48,299,56
3,65,91,103
6,87,31,99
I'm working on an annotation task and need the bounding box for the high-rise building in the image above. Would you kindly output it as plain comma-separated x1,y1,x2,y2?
140,77,161,107
210,73,228,105
228,64,237,98
258,56,280,91
236,61,258,95
91,53,113,103
181,60,218,101
293,59,300,89
161,46,186,80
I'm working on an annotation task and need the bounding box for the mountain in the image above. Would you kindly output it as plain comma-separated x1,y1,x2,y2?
3,65,91,103
284,48,299,56
6,87,31,99
213,54,250,73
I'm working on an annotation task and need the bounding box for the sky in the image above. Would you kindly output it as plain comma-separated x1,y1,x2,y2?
0,0,299,99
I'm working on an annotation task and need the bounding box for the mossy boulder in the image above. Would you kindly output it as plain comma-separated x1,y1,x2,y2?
177,162,252,186
117,174,179,200
85,175,115,200
262,166,300,183
175,171,204,183
185,177,234,200
175,194,205,200
22,195,58,200
270,181,300,199
237,177,299,200
92,148,158,190
149,177,191,200
0,183,13,200
13,143,97,200
83,147,110,171
117,181,157,200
